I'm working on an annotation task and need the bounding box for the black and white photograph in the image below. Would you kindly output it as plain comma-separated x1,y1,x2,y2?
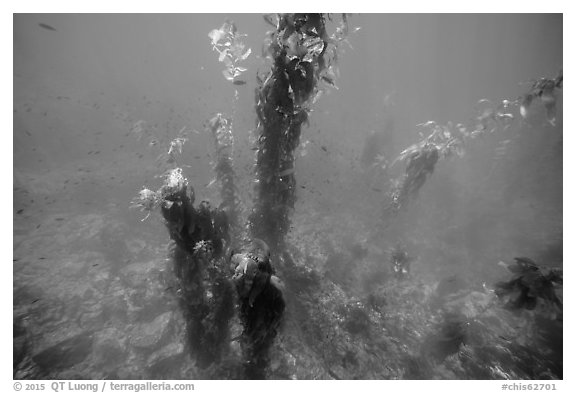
12,9,564,382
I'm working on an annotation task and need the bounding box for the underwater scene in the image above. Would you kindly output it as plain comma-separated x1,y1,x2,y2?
13,14,562,380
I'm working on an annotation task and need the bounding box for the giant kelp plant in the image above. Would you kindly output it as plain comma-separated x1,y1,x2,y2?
383,71,563,219
249,13,348,250
132,168,234,368
132,14,354,379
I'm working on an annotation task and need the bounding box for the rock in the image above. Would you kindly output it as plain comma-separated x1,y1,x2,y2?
130,312,173,350
147,342,185,378
125,238,148,255
93,328,127,368
91,270,112,293
32,332,94,371
13,315,29,369
120,260,163,288
338,301,371,337
125,287,171,323
269,350,297,379
422,312,468,361
13,336,28,368
148,342,185,364
78,308,106,330
100,295,128,324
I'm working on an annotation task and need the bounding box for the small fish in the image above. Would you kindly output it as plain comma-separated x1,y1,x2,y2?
233,80,247,86
31,299,41,304
92,264,99,267
39,257,46,260
321,146,328,152
55,218,64,221
16,209,24,214
38,23,57,32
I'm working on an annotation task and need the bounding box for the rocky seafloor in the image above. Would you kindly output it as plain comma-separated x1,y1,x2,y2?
13,168,562,380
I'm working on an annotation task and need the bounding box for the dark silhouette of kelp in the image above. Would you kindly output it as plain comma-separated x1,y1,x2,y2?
383,71,562,220
159,169,234,368
249,14,345,250
133,14,353,378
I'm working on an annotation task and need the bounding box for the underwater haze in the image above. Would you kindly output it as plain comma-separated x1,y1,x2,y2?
13,14,562,380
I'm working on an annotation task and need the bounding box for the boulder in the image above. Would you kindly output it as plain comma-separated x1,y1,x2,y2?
93,328,127,368
146,342,185,378
32,331,94,371
130,312,174,350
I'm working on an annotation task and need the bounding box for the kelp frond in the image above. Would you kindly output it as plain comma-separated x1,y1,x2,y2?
209,20,252,84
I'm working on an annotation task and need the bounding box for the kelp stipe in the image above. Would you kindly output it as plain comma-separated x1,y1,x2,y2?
249,13,349,250
152,168,235,368
235,14,353,378
207,113,242,247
